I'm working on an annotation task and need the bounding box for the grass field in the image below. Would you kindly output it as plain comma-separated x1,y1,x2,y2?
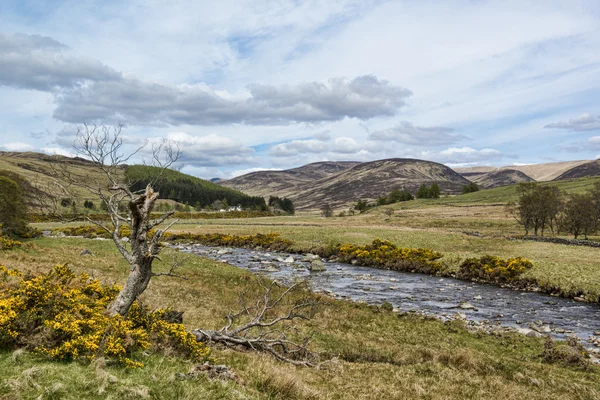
6,177,600,398
1,237,600,399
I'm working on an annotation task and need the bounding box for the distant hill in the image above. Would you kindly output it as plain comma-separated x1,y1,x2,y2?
471,169,535,189
222,158,470,210
456,160,590,182
219,161,361,199
553,159,600,181
0,151,265,210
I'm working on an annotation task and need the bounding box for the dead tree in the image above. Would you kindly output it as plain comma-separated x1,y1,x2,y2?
192,280,319,366
41,124,182,316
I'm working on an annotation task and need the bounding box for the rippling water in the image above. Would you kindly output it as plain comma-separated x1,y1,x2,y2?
179,244,600,344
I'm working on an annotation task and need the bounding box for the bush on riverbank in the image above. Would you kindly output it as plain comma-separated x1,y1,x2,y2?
0,265,210,368
458,255,533,284
0,235,22,250
162,232,294,252
336,239,445,274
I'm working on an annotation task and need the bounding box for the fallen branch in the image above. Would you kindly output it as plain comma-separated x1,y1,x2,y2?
192,280,319,367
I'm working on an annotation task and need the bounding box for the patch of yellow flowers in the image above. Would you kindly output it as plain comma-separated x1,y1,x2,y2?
338,239,444,274
0,264,210,368
0,235,22,250
459,255,533,283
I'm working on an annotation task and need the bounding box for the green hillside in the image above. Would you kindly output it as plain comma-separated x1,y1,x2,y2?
440,176,600,205
125,165,267,209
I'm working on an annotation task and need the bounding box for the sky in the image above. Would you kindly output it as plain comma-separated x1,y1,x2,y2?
1,0,600,179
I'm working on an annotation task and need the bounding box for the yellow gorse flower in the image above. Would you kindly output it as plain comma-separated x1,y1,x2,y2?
0,264,210,368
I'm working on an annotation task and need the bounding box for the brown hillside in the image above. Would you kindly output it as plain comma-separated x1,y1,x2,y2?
501,161,588,181
554,159,600,180
283,158,470,210
472,169,535,189
219,161,361,198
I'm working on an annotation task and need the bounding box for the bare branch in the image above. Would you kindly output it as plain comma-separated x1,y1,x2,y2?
193,280,319,367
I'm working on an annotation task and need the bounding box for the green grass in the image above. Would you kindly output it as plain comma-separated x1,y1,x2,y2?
437,176,600,205
1,238,600,399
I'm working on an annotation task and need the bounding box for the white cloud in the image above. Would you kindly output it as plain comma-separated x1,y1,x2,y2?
436,147,503,163
332,137,361,154
41,147,76,157
369,121,464,145
314,130,331,141
159,132,256,167
0,32,120,91
1,142,34,151
544,113,600,131
53,75,412,126
269,139,329,157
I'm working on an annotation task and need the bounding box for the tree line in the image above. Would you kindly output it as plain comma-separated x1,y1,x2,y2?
125,166,267,210
507,182,600,239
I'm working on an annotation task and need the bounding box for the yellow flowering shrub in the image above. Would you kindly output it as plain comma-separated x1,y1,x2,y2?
336,239,444,274
0,235,22,250
0,264,210,368
458,255,533,283
162,232,294,251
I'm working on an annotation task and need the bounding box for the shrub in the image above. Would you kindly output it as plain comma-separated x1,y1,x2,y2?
0,235,22,250
461,182,479,194
0,265,210,368
458,255,533,283
162,232,294,252
541,337,590,369
0,176,28,236
336,239,444,274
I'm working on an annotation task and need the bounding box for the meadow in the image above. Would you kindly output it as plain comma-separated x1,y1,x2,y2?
3,179,600,399
1,237,600,399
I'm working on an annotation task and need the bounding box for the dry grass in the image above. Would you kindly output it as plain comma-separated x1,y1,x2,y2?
1,237,600,399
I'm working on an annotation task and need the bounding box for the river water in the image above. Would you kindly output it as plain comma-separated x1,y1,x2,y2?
178,244,600,347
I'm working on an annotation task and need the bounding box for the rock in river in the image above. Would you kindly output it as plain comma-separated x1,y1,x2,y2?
308,260,326,272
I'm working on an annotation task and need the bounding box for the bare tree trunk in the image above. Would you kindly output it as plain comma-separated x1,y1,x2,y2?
109,258,153,316
39,124,182,317
107,185,176,316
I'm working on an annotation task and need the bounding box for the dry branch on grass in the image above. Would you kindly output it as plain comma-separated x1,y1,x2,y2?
192,280,319,367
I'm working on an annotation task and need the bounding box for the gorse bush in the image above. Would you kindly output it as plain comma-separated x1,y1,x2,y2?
337,239,444,274
162,232,294,252
0,235,22,250
458,255,533,283
0,265,210,368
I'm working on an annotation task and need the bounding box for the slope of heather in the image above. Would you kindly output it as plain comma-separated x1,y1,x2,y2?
219,161,361,198
554,159,600,180
472,169,535,189
292,158,470,209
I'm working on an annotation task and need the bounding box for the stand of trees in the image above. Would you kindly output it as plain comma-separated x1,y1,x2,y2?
126,166,267,211
268,196,295,215
377,188,414,205
461,182,480,194
507,182,600,239
416,183,441,199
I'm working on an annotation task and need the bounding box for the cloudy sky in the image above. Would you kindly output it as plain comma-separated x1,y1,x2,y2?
1,0,600,178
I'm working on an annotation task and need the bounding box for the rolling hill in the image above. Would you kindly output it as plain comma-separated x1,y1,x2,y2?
221,158,470,210
0,151,264,210
553,159,600,180
456,160,590,182
219,161,361,199
471,169,535,189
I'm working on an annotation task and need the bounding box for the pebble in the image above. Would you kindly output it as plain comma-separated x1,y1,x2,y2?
459,302,477,310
